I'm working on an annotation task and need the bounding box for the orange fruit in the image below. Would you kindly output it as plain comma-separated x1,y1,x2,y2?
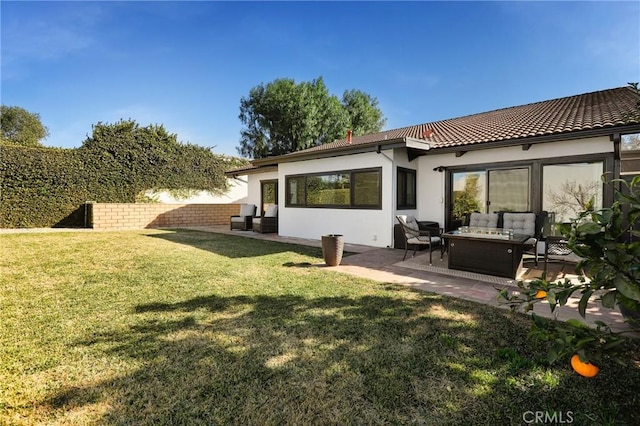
570,354,599,378
535,290,547,299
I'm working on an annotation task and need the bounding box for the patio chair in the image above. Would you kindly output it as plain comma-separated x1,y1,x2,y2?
230,203,256,231
253,204,278,234
543,235,580,274
502,212,539,266
396,215,443,265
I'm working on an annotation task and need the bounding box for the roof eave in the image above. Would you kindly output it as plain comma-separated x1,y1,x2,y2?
224,164,278,177
251,137,430,166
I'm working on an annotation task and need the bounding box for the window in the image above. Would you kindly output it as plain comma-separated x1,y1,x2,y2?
488,168,530,212
260,180,278,215
286,168,381,209
446,155,612,232
353,170,381,207
307,173,350,206
621,133,640,151
452,171,487,222
397,167,416,209
451,167,530,220
542,161,603,224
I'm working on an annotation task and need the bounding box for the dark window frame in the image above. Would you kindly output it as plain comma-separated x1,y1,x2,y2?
285,167,382,210
444,153,614,231
397,167,417,209
260,179,278,216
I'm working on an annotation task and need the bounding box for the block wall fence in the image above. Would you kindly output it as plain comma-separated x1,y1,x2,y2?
88,203,242,230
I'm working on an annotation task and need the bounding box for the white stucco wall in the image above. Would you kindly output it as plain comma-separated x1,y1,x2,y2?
145,176,249,204
242,135,614,248
277,152,395,247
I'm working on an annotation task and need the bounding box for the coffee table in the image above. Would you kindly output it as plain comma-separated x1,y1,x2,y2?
442,230,531,279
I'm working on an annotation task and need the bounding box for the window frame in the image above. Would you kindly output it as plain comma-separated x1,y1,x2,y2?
260,179,278,216
396,167,417,209
444,153,614,231
285,167,382,210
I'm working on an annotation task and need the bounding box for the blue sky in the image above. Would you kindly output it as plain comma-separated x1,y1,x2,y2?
2,1,639,157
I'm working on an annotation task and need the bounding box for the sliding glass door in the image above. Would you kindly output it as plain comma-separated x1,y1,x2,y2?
542,161,603,233
446,156,610,232
451,167,530,227
452,171,486,224
487,168,530,212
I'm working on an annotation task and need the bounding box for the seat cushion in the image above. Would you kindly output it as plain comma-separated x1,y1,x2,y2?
230,217,246,223
503,213,536,237
253,217,262,225
407,236,441,245
265,204,278,218
239,204,255,217
397,215,420,238
469,213,499,228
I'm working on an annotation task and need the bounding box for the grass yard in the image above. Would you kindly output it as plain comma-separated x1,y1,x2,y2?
1,229,639,425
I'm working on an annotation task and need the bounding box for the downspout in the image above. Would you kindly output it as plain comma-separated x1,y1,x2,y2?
376,146,395,247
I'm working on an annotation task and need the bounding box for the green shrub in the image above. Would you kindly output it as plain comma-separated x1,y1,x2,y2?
0,121,248,228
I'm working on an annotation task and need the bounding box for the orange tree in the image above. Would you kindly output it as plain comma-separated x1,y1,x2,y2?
499,176,640,372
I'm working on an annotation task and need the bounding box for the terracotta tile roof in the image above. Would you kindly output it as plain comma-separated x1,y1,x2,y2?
227,86,640,173
288,85,640,155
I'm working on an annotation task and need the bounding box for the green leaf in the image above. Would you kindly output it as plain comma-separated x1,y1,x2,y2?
613,275,640,302
566,318,589,329
578,289,593,318
601,290,618,309
577,222,602,235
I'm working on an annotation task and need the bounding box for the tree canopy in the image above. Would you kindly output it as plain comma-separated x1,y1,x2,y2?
0,105,50,147
237,77,386,159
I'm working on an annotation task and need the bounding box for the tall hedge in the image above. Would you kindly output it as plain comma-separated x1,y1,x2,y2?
0,121,248,228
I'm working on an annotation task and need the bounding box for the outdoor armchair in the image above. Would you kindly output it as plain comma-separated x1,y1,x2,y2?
253,204,278,234
230,203,256,231
396,215,443,265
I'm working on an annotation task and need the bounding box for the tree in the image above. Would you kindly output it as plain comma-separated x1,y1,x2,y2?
453,174,482,220
341,89,386,136
546,180,601,222
499,176,640,374
0,105,50,147
237,77,385,159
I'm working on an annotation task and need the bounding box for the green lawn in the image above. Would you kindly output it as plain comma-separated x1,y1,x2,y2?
1,229,639,425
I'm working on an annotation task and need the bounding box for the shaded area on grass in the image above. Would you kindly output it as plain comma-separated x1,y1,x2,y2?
45,292,640,426
147,229,326,259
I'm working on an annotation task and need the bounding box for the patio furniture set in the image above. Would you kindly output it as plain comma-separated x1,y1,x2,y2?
230,203,278,234
396,212,576,279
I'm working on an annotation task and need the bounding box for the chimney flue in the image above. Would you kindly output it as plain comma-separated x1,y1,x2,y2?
347,129,352,144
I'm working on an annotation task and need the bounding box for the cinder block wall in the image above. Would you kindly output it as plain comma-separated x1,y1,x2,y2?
89,203,241,230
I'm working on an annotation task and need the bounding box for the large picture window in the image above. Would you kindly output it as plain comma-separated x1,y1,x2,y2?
542,161,604,224
286,168,382,209
397,167,416,209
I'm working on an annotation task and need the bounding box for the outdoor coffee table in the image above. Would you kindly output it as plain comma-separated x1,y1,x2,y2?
442,229,531,279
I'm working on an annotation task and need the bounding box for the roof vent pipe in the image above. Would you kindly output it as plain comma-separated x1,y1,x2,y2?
347,129,352,144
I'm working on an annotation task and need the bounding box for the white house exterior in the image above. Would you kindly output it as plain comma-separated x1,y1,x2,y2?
228,86,640,248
